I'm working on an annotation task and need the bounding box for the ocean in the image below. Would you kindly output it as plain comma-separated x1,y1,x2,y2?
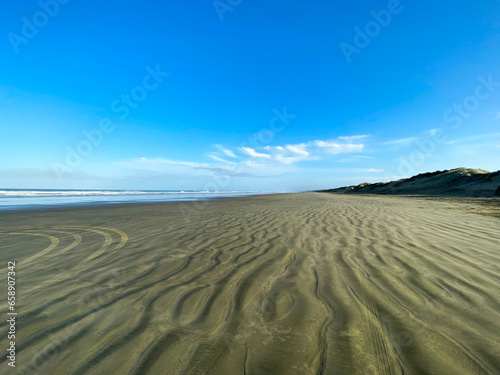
0,189,269,210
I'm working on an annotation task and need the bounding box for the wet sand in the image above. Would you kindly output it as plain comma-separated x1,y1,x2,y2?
0,193,499,374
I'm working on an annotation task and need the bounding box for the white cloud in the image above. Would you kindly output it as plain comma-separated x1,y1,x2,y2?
243,160,269,168
338,135,370,142
285,144,309,156
314,140,364,154
215,144,237,158
338,155,374,163
207,154,236,164
239,147,271,159
385,129,441,147
275,155,308,164
383,137,418,145
444,132,500,145
206,134,368,167
119,157,211,173
111,133,370,185
118,156,285,180
258,143,314,164
260,136,367,163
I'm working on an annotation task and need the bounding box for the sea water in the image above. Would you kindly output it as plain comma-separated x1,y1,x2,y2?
0,189,268,210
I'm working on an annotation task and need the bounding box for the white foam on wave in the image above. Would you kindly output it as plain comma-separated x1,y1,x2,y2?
0,190,277,209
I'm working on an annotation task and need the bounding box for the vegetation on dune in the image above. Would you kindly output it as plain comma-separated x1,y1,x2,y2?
319,168,500,197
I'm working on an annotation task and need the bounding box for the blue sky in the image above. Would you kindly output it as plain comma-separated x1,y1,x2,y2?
1,0,500,191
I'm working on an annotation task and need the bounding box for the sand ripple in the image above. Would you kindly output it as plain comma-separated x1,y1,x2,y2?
0,194,499,374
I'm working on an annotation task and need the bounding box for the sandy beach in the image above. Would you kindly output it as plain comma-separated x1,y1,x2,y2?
1,193,499,374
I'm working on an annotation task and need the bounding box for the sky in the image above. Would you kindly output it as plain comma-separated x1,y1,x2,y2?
1,0,500,191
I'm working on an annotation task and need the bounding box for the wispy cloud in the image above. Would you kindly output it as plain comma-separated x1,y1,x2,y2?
338,135,370,142
275,154,311,165
286,144,309,156
119,157,211,173
384,137,418,145
118,156,292,180
384,129,441,147
215,144,237,158
238,147,272,159
444,132,500,145
116,134,369,182
271,143,312,164
256,136,367,163
193,166,255,177
313,140,364,154
207,154,237,164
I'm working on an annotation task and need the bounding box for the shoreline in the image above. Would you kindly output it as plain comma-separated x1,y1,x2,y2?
0,192,287,213
1,191,498,218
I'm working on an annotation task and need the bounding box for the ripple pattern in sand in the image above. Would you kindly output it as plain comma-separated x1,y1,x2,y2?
0,194,499,374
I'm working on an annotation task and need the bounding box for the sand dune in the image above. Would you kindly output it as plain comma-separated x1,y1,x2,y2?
321,168,500,197
0,193,499,374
